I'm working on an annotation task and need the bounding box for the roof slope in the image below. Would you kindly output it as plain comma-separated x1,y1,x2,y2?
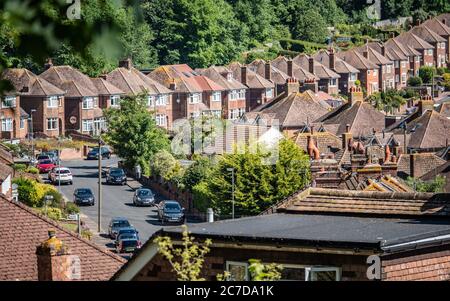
271,56,318,81
410,25,446,43
107,67,172,95
404,110,450,150
196,66,246,90
385,38,421,58
91,77,124,95
397,153,447,178
39,66,98,97
0,196,126,280
293,54,340,79
248,59,289,85
228,62,274,89
421,18,450,36
313,50,360,74
396,32,434,50
354,46,393,65
2,68,64,96
337,50,379,70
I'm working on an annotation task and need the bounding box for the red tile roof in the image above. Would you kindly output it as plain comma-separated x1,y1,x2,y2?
0,196,126,280
2,68,65,96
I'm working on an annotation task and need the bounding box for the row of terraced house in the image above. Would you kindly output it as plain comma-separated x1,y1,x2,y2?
1,14,449,140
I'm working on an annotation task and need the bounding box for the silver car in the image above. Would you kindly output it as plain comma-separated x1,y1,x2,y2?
133,188,155,206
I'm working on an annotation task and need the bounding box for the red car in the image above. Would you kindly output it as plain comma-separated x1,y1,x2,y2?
37,159,56,173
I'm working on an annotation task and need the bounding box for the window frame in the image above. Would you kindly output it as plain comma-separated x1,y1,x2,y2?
225,261,249,281
46,117,58,131
47,96,59,108
2,96,16,108
265,88,274,98
212,91,221,102
1,118,13,132
110,95,121,107
155,114,167,126
188,93,201,104
82,119,94,132
82,97,94,110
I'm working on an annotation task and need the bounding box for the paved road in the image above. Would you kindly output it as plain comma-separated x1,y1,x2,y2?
54,156,168,249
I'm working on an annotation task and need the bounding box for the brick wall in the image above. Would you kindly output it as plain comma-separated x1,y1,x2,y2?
382,245,450,281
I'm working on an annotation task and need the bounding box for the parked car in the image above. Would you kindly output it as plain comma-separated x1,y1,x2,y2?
86,146,111,160
36,159,56,173
73,188,95,206
157,200,185,225
106,168,127,185
36,154,51,161
46,150,59,164
133,188,155,206
114,227,140,246
116,238,141,254
48,167,73,185
108,217,132,239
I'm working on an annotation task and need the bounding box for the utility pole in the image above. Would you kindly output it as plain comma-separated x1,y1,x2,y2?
227,167,235,219
98,134,102,233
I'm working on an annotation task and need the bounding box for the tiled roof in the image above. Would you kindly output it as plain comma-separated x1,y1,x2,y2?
2,68,65,96
436,13,450,28
91,77,124,96
108,67,172,96
345,175,414,193
313,50,360,74
354,46,393,66
385,38,421,58
295,131,342,154
397,153,447,178
315,100,386,136
0,195,126,280
336,50,379,70
271,56,318,81
228,62,274,89
196,66,246,90
420,161,450,193
244,90,330,128
39,65,98,97
247,59,289,85
293,54,340,79
0,145,13,165
274,187,449,217
0,162,13,181
438,102,450,118
420,18,450,37
395,32,434,50
410,25,446,43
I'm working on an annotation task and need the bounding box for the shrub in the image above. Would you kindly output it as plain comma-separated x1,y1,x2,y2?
12,163,27,172
65,202,80,215
81,229,93,240
418,66,435,84
46,207,63,221
13,178,43,207
436,67,449,75
443,73,450,91
26,167,39,174
407,76,423,87
354,79,361,86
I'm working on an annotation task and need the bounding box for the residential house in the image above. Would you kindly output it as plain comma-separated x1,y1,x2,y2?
313,48,360,95
106,59,174,129
112,188,450,281
355,45,395,91
384,38,421,78
0,194,126,280
337,50,380,95
410,26,447,68
397,153,447,178
241,78,330,138
436,13,450,27
292,54,341,95
395,32,435,67
271,56,319,92
196,66,247,120
420,18,450,66
149,64,225,120
2,68,65,138
90,77,124,111
39,62,103,135
228,62,275,112
247,59,289,95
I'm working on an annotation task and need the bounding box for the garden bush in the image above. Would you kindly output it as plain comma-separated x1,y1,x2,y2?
26,167,39,174
407,76,423,87
46,207,63,221
12,163,27,172
65,202,80,215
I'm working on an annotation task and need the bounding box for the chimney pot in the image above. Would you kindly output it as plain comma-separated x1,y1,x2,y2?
119,58,133,70
308,57,315,74
241,66,247,86
285,77,299,94
329,49,335,70
264,61,272,81
44,58,53,70
287,60,293,77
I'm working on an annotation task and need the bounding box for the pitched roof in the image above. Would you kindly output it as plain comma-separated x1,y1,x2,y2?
247,59,289,85
336,50,379,70
196,66,246,90
421,18,450,37
107,67,172,96
354,45,393,66
438,101,450,118
0,145,14,165
397,153,447,178
0,161,13,182
0,195,126,280
313,50,360,74
410,25,446,44
420,161,450,193
295,131,342,154
292,54,340,79
90,77,124,96
244,90,330,128
436,13,450,28
2,68,65,96
228,62,274,89
271,56,318,81
315,101,386,136
395,32,434,51
384,38,421,58
39,65,98,97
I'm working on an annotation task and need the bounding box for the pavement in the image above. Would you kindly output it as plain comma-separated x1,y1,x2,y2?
48,156,180,254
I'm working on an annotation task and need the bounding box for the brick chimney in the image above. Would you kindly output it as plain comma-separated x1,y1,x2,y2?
342,124,352,150
119,58,133,70
418,94,434,115
36,230,80,281
363,49,369,59
348,86,363,105
329,48,336,70
99,74,107,80
287,60,293,77
169,79,177,90
44,58,53,70
285,77,300,94
409,153,417,178
265,61,272,81
241,66,247,86
308,57,315,74
380,45,386,56
300,78,318,93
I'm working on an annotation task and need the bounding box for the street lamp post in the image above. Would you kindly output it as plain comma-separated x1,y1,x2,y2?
226,167,235,219
97,130,103,233
29,109,36,160
57,137,61,193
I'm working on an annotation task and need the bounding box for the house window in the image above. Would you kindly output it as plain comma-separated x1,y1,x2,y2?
373,69,378,76
1,118,13,131
47,96,59,108
156,94,168,106
147,95,155,107
416,56,421,63
386,64,392,74
401,61,407,68
155,114,166,126
306,267,341,281
367,70,371,75
329,78,337,87
188,93,201,104
47,118,58,130
395,75,399,83
394,61,399,68
20,118,25,129
94,117,107,132
265,88,273,98
82,97,94,109
239,89,245,99
401,73,407,84
2,96,16,108
229,108,244,120
82,119,93,132
110,95,120,107
238,108,245,117
349,73,357,81
211,110,222,118
226,262,249,281
212,92,221,102
227,72,233,81
427,49,433,56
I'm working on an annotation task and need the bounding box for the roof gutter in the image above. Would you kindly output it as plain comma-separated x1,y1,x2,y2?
382,233,450,253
